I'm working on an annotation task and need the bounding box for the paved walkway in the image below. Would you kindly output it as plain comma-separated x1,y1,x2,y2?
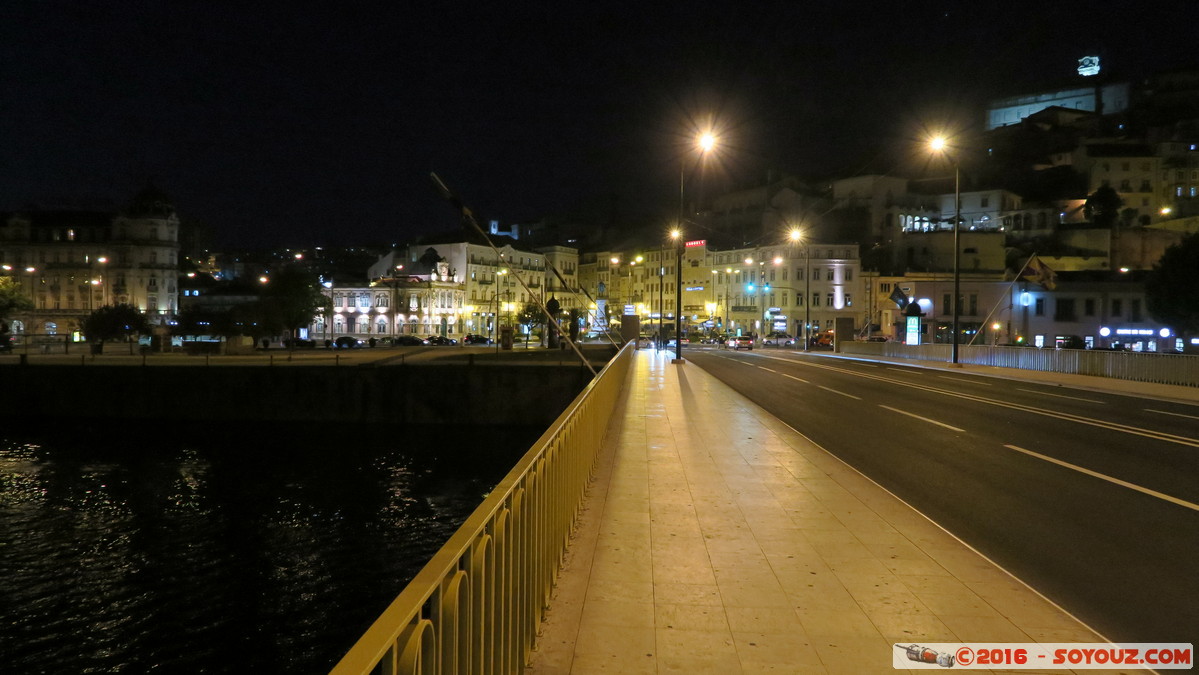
525,348,1147,674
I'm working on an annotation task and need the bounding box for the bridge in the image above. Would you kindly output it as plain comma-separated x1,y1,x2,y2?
331,344,1198,673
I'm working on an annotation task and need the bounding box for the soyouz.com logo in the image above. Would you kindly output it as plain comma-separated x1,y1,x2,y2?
894,643,1193,669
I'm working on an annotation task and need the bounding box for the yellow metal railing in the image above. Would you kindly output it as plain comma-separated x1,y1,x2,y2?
330,342,633,675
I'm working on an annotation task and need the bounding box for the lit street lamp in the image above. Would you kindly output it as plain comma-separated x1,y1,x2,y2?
931,136,962,365
673,131,717,364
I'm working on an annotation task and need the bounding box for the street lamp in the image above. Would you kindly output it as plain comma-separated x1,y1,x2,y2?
673,131,718,364
787,228,811,351
931,136,962,365
670,229,683,362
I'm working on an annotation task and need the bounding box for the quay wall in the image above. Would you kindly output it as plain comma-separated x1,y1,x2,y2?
1,364,594,426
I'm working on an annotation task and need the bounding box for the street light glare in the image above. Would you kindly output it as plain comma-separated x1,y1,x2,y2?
789,228,802,242
930,136,947,152
698,132,716,153
670,229,681,239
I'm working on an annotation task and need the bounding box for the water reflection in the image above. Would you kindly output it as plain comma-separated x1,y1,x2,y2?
0,421,536,673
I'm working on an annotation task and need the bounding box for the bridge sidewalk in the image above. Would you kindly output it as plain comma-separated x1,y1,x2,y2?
526,347,1107,674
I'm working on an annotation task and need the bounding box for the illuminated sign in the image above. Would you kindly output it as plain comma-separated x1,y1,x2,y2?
684,239,707,247
1116,328,1155,336
1078,55,1100,77
685,286,705,291
905,316,921,345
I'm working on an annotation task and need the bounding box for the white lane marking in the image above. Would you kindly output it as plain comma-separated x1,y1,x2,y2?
754,353,1199,448
782,373,809,384
817,385,861,400
758,366,777,373
1016,388,1106,403
1004,445,1199,513
879,405,966,432
1146,408,1199,421
938,376,992,386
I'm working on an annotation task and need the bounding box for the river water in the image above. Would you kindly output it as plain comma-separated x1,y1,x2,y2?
0,420,538,673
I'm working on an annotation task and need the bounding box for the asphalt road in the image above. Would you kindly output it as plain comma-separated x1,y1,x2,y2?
685,345,1199,645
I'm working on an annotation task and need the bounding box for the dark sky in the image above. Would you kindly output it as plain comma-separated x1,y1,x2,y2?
3,1,1198,249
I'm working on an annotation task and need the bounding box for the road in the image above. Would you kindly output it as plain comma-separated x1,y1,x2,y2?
684,345,1199,644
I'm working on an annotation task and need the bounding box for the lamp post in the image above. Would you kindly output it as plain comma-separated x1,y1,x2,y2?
673,132,717,364
786,229,810,351
670,230,683,361
931,136,961,365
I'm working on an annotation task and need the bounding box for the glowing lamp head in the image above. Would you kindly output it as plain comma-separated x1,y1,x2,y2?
930,136,947,152
698,133,716,153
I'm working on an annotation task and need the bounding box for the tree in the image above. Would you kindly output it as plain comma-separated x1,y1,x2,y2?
1146,232,1199,350
0,276,34,326
1083,185,1123,229
258,265,327,347
515,301,546,347
83,304,150,352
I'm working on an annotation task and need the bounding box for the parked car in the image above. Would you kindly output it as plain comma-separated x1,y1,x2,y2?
726,335,753,350
463,334,493,345
665,337,690,346
394,335,428,346
333,336,362,349
762,332,795,347
427,335,457,346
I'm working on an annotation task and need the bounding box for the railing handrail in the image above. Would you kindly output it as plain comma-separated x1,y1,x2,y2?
330,341,634,674
838,341,1199,388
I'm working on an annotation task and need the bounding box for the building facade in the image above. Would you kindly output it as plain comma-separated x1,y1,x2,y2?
0,186,181,337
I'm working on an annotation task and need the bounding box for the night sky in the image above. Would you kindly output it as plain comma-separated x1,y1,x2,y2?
4,1,1198,249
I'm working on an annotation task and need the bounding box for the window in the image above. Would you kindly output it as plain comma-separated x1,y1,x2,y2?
1131,299,1142,322
826,292,834,306
825,269,833,280
812,268,820,280
1034,298,1045,316
942,293,952,316
845,269,853,281
1111,299,1122,317
845,293,852,306
1084,298,1095,316
969,294,977,315
1055,298,1076,321
981,196,990,208
812,293,819,306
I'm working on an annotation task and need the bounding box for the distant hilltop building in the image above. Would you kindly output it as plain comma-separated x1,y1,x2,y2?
987,55,1131,130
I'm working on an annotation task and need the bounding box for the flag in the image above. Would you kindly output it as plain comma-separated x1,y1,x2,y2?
889,285,908,308
1022,256,1058,291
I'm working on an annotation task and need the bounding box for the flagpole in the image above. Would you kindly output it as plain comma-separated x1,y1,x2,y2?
968,252,1039,347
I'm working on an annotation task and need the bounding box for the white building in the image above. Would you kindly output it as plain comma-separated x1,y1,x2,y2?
0,186,181,337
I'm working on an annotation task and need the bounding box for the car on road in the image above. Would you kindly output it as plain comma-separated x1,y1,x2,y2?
394,335,428,346
463,334,493,345
426,335,457,346
333,336,362,349
762,332,795,347
726,335,753,350
665,337,690,346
